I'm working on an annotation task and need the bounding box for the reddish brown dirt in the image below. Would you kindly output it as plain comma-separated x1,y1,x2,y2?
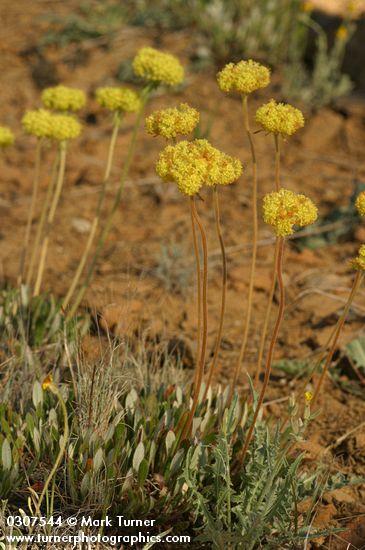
1,1,365,547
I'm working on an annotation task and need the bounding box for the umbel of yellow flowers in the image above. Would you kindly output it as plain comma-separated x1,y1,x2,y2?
351,245,365,271
263,188,318,237
217,59,270,95
0,126,15,147
42,85,86,112
255,99,305,137
355,191,365,216
133,47,184,87
96,87,141,113
156,139,242,196
22,109,81,141
145,103,199,139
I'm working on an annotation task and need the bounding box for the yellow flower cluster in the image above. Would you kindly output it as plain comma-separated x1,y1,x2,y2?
263,188,318,237
336,25,349,40
351,245,365,271
96,87,141,113
42,85,86,111
133,47,184,87
156,139,242,196
304,391,314,402
22,109,54,138
22,109,81,141
255,99,305,137
0,126,15,147
355,191,365,215
145,103,199,139
217,60,270,95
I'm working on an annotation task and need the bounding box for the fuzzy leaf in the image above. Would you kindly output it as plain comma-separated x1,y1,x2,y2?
133,441,145,472
1,439,12,470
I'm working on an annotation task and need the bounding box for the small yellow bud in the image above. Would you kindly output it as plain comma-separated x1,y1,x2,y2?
42,85,86,112
96,87,141,113
304,391,314,402
0,126,15,147
217,59,270,95
133,47,184,87
42,374,53,391
301,1,314,12
336,25,349,41
255,99,304,137
145,103,199,139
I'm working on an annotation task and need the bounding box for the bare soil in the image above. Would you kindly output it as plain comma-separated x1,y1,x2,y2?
1,1,365,547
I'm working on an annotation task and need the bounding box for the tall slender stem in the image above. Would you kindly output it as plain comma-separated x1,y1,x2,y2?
67,90,151,318
33,141,67,296
62,114,122,310
203,186,226,401
190,196,202,395
238,237,285,468
35,383,69,516
19,137,43,283
180,197,208,442
312,271,363,403
254,134,281,386
229,94,258,403
26,150,59,288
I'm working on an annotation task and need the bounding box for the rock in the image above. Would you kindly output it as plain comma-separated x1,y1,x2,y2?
71,217,92,234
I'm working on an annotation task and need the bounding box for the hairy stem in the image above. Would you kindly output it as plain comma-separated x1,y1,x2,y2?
180,197,208,442
312,270,363,403
254,135,281,386
26,150,59,288
190,197,202,396
229,94,258,404
67,89,151,318
34,142,67,296
238,237,285,468
19,138,43,283
203,186,227,401
62,114,122,310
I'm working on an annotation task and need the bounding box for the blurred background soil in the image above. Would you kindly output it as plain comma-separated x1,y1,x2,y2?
1,1,365,546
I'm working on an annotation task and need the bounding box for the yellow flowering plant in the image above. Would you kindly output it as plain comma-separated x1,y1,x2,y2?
41,85,86,112
255,99,305,138
0,126,15,148
145,103,199,139
217,59,270,95
132,46,184,87
96,87,141,113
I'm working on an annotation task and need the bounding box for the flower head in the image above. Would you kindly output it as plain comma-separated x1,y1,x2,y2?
47,114,82,141
355,191,365,215
0,126,15,147
156,139,242,196
132,47,184,87
351,245,365,271
256,99,305,137
22,109,54,138
217,59,270,95
304,391,314,402
301,1,314,12
263,188,318,237
42,85,86,112
145,103,199,139
96,87,141,113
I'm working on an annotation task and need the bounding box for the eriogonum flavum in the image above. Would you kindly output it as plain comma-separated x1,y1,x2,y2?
96,87,141,113
351,244,365,271
355,191,365,216
156,139,242,196
133,47,184,87
42,85,86,112
0,126,15,147
263,188,318,237
145,103,199,139
47,114,82,141
22,109,54,138
217,59,270,95
255,99,305,137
